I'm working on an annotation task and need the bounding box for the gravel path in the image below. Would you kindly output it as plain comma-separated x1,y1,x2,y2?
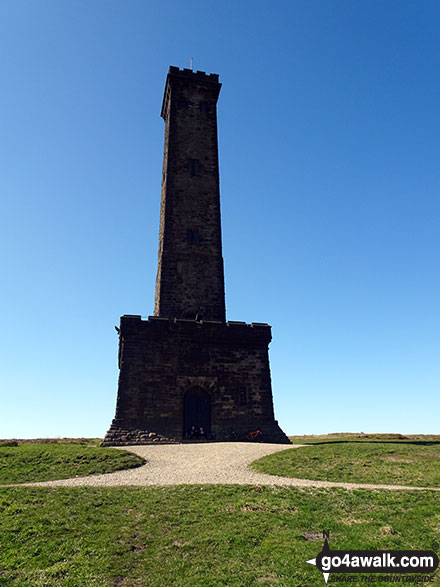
15,443,440,491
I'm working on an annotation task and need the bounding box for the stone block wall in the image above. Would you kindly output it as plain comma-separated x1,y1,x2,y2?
103,315,290,445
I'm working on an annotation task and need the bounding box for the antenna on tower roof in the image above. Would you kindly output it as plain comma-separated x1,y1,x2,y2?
190,57,193,71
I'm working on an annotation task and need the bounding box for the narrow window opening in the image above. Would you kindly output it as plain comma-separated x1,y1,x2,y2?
199,102,208,113
144,386,157,406
239,388,247,406
186,230,200,244
187,158,200,175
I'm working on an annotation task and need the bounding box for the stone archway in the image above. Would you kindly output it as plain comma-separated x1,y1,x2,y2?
183,387,211,437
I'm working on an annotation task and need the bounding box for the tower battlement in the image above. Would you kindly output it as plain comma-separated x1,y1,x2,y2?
168,65,219,83
118,315,272,345
161,66,221,120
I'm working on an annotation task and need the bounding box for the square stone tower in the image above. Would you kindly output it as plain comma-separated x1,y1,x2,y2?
103,67,289,445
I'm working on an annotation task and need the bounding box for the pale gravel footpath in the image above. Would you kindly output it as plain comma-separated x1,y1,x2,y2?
12,443,440,491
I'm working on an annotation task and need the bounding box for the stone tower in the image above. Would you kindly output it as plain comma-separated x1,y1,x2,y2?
103,67,289,445
154,67,225,322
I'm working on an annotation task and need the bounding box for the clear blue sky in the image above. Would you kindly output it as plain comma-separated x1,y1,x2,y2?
1,0,439,438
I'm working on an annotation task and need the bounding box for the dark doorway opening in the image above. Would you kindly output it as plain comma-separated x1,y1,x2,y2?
184,387,211,437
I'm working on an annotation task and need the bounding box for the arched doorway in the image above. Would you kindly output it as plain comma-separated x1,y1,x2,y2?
183,387,211,437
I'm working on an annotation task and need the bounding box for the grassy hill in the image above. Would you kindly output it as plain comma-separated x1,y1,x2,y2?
253,433,440,487
0,435,439,585
0,439,144,484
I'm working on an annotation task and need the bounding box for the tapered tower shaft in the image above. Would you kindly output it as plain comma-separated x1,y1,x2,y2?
154,67,226,321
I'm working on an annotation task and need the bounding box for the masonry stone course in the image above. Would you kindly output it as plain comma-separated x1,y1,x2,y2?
103,67,289,446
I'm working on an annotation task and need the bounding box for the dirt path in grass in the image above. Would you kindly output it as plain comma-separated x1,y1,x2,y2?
13,443,440,491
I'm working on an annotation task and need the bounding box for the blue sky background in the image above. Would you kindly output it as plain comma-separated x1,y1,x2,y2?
1,0,439,438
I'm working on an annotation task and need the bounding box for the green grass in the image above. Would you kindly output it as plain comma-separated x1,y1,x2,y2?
0,485,439,586
252,441,440,487
0,442,144,485
288,433,440,444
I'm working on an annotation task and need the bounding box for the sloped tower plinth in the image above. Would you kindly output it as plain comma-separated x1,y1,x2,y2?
103,67,289,445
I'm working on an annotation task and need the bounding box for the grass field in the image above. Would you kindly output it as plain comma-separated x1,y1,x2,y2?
252,437,440,487
289,433,440,444
1,485,439,586
1,436,439,586
0,440,144,484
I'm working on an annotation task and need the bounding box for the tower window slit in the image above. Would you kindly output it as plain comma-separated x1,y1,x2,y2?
186,230,200,244
188,158,200,174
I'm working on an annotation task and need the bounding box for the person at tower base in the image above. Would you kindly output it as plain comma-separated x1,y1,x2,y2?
188,425,199,439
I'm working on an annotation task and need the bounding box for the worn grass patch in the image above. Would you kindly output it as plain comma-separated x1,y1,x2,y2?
0,485,439,585
0,442,144,484
251,441,440,487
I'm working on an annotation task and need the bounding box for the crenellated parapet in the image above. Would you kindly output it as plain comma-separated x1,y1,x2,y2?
161,66,221,119
168,65,219,83
118,315,271,343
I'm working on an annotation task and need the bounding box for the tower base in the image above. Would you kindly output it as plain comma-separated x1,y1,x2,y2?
102,315,290,446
